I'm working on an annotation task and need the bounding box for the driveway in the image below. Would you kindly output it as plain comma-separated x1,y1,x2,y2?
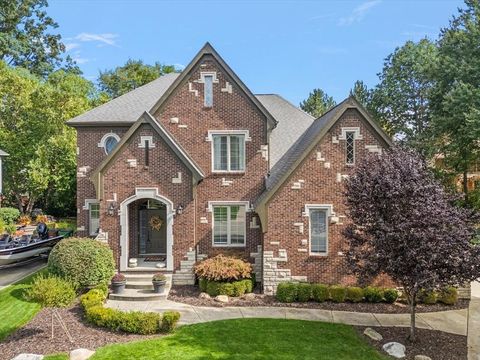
0,258,46,290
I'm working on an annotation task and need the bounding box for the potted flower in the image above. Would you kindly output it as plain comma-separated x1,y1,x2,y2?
152,273,167,293
111,273,126,294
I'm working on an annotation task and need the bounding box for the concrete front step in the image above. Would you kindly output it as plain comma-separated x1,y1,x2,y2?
126,281,154,290
109,288,168,301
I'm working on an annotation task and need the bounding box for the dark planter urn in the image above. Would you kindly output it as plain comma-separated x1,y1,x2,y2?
152,280,166,294
111,281,126,294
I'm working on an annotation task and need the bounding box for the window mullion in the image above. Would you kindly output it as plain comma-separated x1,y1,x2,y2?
227,136,231,171
227,206,231,245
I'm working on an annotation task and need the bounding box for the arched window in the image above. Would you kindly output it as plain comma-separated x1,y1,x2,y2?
98,133,120,155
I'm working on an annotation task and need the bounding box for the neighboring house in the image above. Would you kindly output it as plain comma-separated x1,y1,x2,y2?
67,43,391,294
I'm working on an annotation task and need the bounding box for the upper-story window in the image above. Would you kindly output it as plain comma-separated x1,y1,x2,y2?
212,134,245,172
345,131,355,165
98,133,120,155
204,75,213,107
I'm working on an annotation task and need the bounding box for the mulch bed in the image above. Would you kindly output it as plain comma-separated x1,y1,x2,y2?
168,285,470,314
0,302,159,358
356,326,467,360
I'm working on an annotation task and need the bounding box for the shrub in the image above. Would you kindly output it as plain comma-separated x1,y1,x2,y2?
419,290,437,304
48,238,115,288
383,288,399,303
25,274,76,308
329,285,347,303
364,286,384,303
194,255,252,282
296,283,312,302
85,305,119,329
276,282,297,303
205,281,220,297
161,311,181,333
244,278,254,293
199,278,208,292
0,207,20,224
232,280,247,297
311,284,329,302
92,283,109,298
439,287,458,305
4,223,16,235
346,287,364,303
217,282,235,297
80,289,106,310
18,215,31,226
153,273,167,282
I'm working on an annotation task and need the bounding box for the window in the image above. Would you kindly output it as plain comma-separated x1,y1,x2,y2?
213,205,246,246
89,203,100,236
213,134,245,172
104,136,118,155
204,75,213,107
345,131,355,165
309,208,328,254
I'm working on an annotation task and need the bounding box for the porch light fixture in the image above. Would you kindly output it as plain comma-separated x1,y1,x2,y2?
107,202,117,216
176,204,184,215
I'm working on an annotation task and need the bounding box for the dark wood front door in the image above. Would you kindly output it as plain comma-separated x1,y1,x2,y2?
138,204,167,255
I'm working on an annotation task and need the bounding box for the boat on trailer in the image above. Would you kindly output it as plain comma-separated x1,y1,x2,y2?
0,223,64,266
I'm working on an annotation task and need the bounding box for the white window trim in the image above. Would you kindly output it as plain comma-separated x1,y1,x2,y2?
206,130,251,173
305,204,333,256
138,136,156,149
88,202,100,237
208,201,249,248
82,198,98,210
97,133,120,155
197,72,219,84
345,130,356,166
338,127,363,140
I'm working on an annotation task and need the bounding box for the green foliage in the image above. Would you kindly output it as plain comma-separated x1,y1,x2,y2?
438,287,458,305
419,290,438,304
199,278,208,292
98,59,176,98
276,282,297,303
80,289,106,310
48,238,115,288
383,289,399,303
329,285,347,303
299,88,336,118
296,283,312,302
346,287,364,303
364,286,384,303
350,80,372,108
4,223,17,235
311,284,329,302
160,311,181,333
203,279,253,297
0,207,20,224
194,255,252,282
232,280,247,297
24,274,76,308
0,219,5,234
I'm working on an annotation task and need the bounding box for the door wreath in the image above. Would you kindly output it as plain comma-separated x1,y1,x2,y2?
149,215,163,231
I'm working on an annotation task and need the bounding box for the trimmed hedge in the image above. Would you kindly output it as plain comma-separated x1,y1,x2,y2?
364,287,384,303
48,238,115,288
346,287,364,303
312,284,329,302
202,278,254,297
276,282,298,303
81,289,180,334
329,286,347,303
439,287,458,305
24,274,76,308
419,290,438,304
383,289,399,304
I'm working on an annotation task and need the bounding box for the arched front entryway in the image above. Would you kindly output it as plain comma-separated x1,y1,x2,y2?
119,187,174,271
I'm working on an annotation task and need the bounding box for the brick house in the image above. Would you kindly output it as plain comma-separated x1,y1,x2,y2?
67,43,391,294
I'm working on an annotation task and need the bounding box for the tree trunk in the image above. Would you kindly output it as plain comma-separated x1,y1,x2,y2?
463,170,469,202
409,297,416,342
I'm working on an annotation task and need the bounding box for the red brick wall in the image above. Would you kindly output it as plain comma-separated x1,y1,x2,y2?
264,109,392,286
153,54,267,260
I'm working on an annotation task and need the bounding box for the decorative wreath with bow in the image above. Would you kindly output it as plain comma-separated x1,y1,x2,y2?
149,216,163,231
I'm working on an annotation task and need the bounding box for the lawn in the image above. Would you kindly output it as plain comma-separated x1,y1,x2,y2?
87,318,387,360
0,268,46,341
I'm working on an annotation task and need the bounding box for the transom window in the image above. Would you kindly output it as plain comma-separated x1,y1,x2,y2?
213,205,246,246
309,208,328,255
89,203,100,236
204,75,213,107
213,134,245,172
345,131,355,165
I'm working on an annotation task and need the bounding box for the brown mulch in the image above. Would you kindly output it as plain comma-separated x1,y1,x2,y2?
356,326,467,360
168,285,470,314
0,303,160,359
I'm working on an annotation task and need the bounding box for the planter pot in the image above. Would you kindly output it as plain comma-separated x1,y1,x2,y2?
152,280,166,294
111,281,126,294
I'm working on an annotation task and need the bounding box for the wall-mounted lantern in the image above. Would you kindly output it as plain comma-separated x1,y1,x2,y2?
107,202,117,216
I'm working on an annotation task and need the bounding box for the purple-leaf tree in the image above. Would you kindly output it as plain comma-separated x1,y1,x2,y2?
344,146,480,342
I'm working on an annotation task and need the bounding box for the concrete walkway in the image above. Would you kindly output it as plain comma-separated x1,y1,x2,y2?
468,281,480,360
0,258,46,290
106,298,468,336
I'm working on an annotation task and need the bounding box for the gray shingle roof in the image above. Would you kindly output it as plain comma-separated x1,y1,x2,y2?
67,73,180,125
256,94,314,168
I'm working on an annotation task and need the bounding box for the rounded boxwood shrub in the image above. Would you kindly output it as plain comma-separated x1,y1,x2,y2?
194,254,252,282
276,282,297,303
419,290,438,304
329,285,347,303
438,287,458,305
311,284,329,302
199,278,208,292
364,286,384,303
0,207,20,224
25,274,76,308
48,238,115,288
296,283,312,302
383,288,399,303
204,279,253,297
346,287,364,303
161,311,181,333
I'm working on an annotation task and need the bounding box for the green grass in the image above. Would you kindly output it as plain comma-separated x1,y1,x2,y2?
90,319,387,360
0,268,47,341
44,354,68,360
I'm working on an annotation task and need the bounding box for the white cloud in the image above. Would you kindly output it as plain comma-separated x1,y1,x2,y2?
74,32,118,46
71,51,89,64
338,0,381,26
65,43,80,52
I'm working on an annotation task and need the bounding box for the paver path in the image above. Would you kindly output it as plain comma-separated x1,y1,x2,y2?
468,281,480,360
106,298,468,336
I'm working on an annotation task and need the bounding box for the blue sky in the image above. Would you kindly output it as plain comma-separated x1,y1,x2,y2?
49,0,464,105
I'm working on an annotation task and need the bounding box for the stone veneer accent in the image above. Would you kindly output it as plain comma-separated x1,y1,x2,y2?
250,245,263,282
262,249,291,295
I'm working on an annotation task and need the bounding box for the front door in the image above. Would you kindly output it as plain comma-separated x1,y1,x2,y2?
138,200,167,255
